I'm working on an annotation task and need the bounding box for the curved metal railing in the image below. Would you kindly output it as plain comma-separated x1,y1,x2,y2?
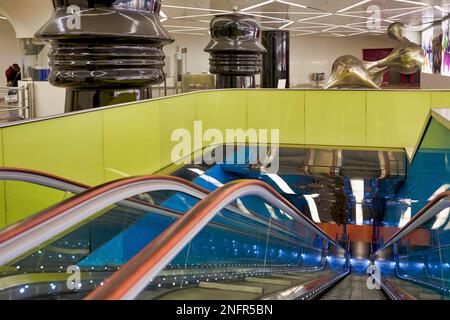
86,179,347,300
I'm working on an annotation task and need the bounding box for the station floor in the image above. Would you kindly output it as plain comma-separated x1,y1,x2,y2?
320,275,387,300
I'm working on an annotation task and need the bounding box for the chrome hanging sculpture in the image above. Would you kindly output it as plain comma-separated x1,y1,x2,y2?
36,0,174,112
325,23,424,89
204,13,267,89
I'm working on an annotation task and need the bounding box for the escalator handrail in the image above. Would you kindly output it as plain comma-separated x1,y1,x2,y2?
0,169,314,267
0,167,90,193
0,166,192,225
373,191,450,257
0,175,212,266
86,179,346,300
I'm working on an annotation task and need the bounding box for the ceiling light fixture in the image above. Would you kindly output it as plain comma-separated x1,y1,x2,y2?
279,21,294,29
240,0,275,12
337,0,372,13
389,7,427,19
393,0,429,6
434,5,448,14
276,0,307,9
298,13,333,22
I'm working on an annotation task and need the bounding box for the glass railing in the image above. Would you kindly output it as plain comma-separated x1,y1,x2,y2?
0,176,212,300
87,180,349,300
373,193,450,300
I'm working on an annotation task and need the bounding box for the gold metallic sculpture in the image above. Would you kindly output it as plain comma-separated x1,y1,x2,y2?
325,23,424,89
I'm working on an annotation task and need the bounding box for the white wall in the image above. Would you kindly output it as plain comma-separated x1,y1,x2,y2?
163,33,404,88
0,19,21,86
290,35,401,87
164,34,211,78
421,73,450,89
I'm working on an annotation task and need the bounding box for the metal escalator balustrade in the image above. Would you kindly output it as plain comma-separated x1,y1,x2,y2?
85,179,349,300
0,171,323,300
0,175,211,266
373,191,450,300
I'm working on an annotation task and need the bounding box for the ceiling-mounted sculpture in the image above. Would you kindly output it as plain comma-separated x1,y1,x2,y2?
325,23,424,89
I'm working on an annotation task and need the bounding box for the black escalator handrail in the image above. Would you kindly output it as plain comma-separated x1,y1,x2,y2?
373,191,450,257
86,179,346,300
0,175,211,266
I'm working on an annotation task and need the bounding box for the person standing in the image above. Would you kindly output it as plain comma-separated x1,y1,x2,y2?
5,64,21,87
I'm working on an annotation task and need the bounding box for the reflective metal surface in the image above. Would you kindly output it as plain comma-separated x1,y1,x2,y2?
204,13,267,89
325,22,424,89
165,146,407,226
36,0,173,112
262,31,290,88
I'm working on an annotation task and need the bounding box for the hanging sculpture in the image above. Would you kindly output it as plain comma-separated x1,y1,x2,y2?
325,23,424,89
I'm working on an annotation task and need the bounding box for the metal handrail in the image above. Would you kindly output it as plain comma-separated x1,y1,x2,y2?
0,168,320,269
86,179,346,300
373,191,450,257
0,175,211,266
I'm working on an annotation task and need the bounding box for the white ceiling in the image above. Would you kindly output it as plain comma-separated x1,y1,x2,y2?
161,0,450,37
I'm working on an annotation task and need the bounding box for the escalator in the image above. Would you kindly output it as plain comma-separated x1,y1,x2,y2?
0,169,449,300
0,170,349,300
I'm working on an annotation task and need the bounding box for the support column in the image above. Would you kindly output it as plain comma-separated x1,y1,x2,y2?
204,14,266,89
35,0,173,112
262,30,290,88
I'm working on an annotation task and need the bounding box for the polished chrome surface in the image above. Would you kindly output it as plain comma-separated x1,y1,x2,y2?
204,13,267,89
86,179,346,300
261,30,290,89
325,22,425,89
36,0,174,111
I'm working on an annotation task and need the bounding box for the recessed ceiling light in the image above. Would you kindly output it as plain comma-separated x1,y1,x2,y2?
337,0,372,13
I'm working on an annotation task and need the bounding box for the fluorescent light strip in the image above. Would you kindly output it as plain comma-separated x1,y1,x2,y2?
241,0,275,12
0,16,7,20
162,5,231,14
172,13,228,20
389,7,428,19
164,25,209,29
434,6,448,14
337,0,372,13
279,21,294,29
266,174,296,195
241,11,290,22
298,13,333,22
304,195,321,223
393,0,429,6
169,28,210,33
345,6,424,14
277,0,307,9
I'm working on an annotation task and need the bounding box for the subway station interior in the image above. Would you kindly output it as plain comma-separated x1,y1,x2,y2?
0,0,449,302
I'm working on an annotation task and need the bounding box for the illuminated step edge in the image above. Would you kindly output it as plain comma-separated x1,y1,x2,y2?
199,281,264,294
245,277,294,286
